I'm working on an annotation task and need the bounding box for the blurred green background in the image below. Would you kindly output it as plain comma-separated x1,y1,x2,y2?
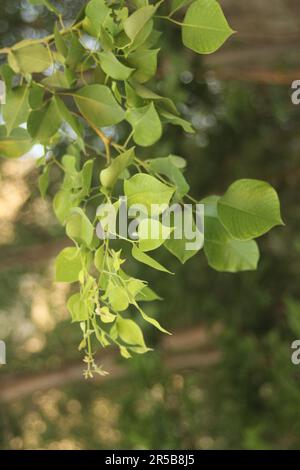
1,0,300,450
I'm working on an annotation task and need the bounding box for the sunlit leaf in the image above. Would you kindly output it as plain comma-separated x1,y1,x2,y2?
66,208,94,247
55,247,82,283
182,0,234,54
98,51,134,80
3,86,29,135
9,44,52,74
132,245,173,273
124,173,174,215
100,147,135,189
0,126,32,159
126,103,162,146
218,179,283,240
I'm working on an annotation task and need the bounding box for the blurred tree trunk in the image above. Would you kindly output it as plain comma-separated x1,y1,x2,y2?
0,324,222,403
203,0,300,84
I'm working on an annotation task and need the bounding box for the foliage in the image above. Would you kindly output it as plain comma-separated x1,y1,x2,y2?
0,0,283,376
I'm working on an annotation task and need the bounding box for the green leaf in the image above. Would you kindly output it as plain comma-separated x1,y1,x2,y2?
127,48,159,83
132,245,173,273
7,53,20,76
100,147,135,189
138,218,171,252
93,320,111,347
124,173,175,215
132,0,149,8
124,5,157,42
203,195,260,272
98,51,134,80
126,21,154,53
3,86,29,135
111,81,122,104
27,98,62,144
67,293,90,322
148,155,190,200
111,249,125,272
116,317,148,352
65,34,86,70
137,306,171,335
55,247,82,283
0,126,32,159
159,109,194,133
61,155,81,190
54,23,68,57
126,103,162,146
169,155,187,169
42,69,75,89
217,179,283,240
182,0,234,54
205,238,260,273
28,83,45,110
115,6,129,22
106,284,129,312
53,96,83,139
113,30,130,50
66,208,94,247
62,154,78,171
125,82,144,108
99,26,114,52
98,306,116,324
203,195,230,244
81,159,94,196
170,0,191,15
126,278,147,299
0,64,14,90
132,82,178,114
38,165,49,198
83,0,115,37
164,206,203,263
136,286,162,302
118,271,156,303
94,245,105,272
53,189,81,225
9,44,52,74
119,346,132,359
143,29,162,49
74,84,125,127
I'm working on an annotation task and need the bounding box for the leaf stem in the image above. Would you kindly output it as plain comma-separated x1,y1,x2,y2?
155,15,183,26
0,20,84,54
81,115,112,164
